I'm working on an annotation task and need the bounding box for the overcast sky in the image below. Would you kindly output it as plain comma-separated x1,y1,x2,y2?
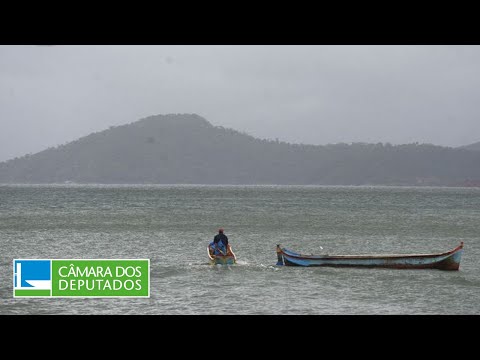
1,45,479,162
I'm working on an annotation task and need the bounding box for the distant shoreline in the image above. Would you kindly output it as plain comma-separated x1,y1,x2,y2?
1,183,479,188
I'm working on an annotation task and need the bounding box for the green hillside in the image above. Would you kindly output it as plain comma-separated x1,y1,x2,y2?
1,114,480,186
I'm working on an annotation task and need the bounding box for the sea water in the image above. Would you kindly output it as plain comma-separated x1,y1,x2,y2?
1,184,479,314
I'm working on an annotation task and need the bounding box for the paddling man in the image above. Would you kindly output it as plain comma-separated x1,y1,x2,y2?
214,228,229,248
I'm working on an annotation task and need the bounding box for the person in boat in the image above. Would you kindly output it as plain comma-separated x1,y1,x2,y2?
209,239,227,256
209,228,232,256
214,228,228,247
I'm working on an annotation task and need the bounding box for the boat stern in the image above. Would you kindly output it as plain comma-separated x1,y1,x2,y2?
276,245,284,266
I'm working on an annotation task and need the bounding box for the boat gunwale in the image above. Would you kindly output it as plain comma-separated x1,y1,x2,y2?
279,242,463,261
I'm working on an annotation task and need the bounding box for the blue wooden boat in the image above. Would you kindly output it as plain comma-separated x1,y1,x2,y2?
208,244,237,265
276,242,463,270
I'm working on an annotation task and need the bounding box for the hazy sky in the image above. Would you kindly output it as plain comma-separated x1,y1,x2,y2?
1,45,480,162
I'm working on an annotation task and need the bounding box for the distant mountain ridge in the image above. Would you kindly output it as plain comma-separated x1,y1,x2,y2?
1,113,480,186
461,141,480,151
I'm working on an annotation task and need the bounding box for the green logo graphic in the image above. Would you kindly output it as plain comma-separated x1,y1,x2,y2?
14,259,150,298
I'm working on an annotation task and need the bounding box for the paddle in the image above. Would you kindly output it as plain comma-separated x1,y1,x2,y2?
216,246,226,256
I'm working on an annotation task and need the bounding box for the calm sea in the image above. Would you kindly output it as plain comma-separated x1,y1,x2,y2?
1,184,479,314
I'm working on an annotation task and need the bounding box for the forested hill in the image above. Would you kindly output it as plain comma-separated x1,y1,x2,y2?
462,141,480,151
1,114,480,186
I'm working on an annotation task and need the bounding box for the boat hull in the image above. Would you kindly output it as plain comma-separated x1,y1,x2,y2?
276,243,463,270
208,244,237,265
210,256,236,265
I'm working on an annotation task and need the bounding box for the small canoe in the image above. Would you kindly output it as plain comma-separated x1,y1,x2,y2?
208,244,237,265
276,242,463,270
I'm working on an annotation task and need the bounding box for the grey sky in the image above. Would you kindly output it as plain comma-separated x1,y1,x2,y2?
1,45,480,162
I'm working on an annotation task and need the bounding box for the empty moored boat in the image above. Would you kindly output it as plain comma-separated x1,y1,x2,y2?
276,242,463,270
